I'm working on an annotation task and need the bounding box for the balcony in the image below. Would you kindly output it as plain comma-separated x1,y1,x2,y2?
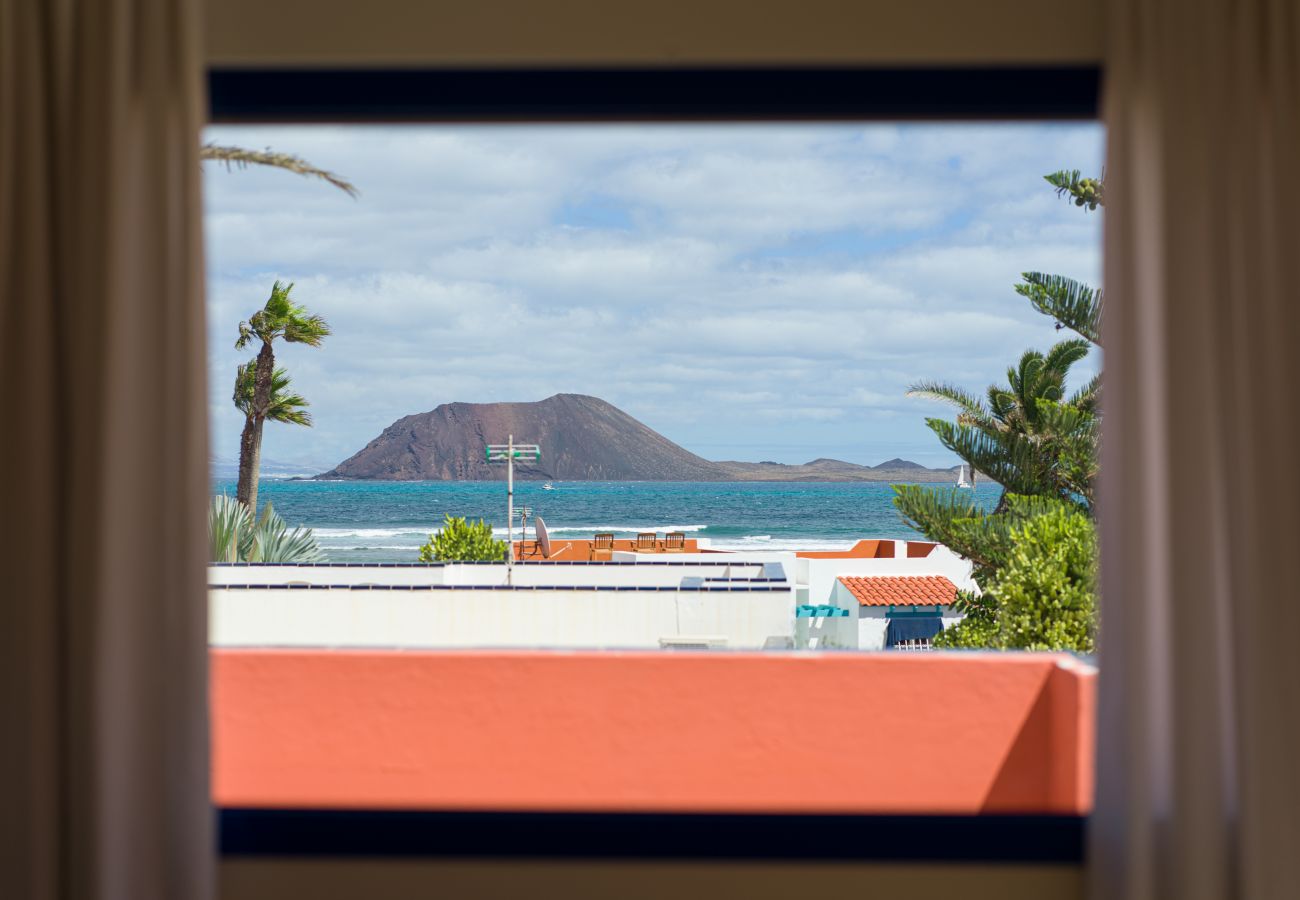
213,650,1094,815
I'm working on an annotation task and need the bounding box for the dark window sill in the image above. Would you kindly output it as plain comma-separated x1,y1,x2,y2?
219,809,1085,863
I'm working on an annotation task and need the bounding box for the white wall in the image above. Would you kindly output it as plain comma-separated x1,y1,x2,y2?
795,613,856,649
857,610,892,652
803,543,977,607
447,561,773,586
210,585,795,649
207,552,979,650
208,564,448,586
611,550,797,569
208,562,779,588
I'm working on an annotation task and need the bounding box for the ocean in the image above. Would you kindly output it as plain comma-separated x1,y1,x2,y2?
213,479,1001,563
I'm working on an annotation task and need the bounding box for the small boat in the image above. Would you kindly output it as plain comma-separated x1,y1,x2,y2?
956,464,972,489
542,482,555,491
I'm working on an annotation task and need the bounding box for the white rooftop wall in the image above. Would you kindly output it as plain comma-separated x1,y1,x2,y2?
443,561,774,587
208,564,447,586
209,584,795,649
208,561,779,588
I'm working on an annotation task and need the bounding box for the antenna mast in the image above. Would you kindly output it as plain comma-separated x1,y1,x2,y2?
485,437,541,585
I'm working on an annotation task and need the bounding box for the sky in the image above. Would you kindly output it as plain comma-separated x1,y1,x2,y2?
204,123,1103,472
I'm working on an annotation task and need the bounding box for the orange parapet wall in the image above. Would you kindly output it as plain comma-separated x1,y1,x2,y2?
514,537,707,560
211,650,1094,815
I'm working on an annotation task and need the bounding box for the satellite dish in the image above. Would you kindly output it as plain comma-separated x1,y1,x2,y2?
535,515,552,559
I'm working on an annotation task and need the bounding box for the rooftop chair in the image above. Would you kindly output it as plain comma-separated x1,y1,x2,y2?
663,531,686,552
636,532,658,552
591,532,615,561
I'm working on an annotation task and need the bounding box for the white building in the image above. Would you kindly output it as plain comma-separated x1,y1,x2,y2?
791,540,976,650
208,538,976,651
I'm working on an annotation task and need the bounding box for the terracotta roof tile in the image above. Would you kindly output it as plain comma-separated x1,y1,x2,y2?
838,575,958,607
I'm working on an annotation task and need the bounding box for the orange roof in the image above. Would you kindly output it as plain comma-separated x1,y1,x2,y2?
797,540,940,559
513,537,712,561
797,539,893,559
838,575,958,607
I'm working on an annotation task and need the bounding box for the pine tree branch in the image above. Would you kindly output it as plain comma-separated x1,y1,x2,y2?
1016,273,1104,346
1044,169,1104,210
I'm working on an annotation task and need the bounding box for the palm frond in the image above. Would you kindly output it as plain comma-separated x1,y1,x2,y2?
237,281,331,348
209,494,254,562
1068,373,1102,411
987,387,1018,422
233,363,253,416
282,313,331,346
268,393,312,426
263,280,296,318
1042,337,1092,376
235,320,255,350
244,501,326,563
201,144,359,197
233,363,314,426
906,380,994,424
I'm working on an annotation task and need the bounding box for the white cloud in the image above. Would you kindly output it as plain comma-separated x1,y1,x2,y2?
204,123,1103,468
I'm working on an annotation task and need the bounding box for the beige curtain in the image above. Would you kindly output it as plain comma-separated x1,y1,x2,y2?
0,0,212,898
1096,1,1300,899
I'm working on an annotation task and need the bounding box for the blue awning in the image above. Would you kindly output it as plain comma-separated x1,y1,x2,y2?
886,616,944,647
796,604,850,618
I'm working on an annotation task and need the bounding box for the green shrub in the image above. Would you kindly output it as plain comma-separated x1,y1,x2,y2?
419,514,508,562
937,505,1096,651
932,590,1000,649
991,505,1097,652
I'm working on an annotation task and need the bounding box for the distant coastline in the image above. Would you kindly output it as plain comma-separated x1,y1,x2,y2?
303,469,962,484
316,394,965,484
299,472,961,484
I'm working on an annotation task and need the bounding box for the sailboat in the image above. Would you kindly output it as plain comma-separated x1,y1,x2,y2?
956,464,972,489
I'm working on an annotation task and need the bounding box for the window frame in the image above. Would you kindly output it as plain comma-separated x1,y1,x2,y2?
208,66,1099,123
208,64,1100,864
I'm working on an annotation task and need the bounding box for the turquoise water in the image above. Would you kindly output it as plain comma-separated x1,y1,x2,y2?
214,479,1000,563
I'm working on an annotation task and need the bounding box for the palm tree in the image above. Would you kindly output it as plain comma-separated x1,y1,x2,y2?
235,282,330,513
907,338,1096,509
201,144,358,196
909,338,1091,435
234,362,313,427
892,167,1106,649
